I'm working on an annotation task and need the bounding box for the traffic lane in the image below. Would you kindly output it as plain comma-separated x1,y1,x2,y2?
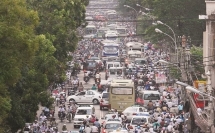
77,71,106,89
56,71,107,131
56,105,107,132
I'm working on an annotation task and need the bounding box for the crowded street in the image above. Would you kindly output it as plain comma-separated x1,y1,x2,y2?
12,0,215,133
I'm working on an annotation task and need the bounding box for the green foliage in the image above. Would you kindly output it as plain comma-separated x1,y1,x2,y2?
0,0,88,131
169,66,181,80
0,0,39,131
190,46,204,80
118,0,206,46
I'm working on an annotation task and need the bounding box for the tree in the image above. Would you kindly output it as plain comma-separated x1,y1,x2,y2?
0,0,39,131
27,0,88,83
7,35,58,132
190,46,205,80
118,0,206,46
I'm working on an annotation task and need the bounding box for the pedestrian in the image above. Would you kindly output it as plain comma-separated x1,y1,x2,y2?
178,102,184,114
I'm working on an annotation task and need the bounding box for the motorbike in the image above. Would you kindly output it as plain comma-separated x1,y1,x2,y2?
79,124,85,133
59,112,65,122
67,112,72,122
84,76,89,83
71,109,76,120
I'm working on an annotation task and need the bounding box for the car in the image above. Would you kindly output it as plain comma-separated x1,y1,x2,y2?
101,121,122,133
100,91,110,110
122,105,147,121
130,115,149,131
73,106,95,128
66,90,101,104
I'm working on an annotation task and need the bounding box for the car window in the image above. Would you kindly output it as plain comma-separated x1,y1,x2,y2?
102,93,109,98
86,91,94,95
131,118,147,125
139,108,143,112
77,92,86,96
105,123,121,129
76,109,92,115
144,94,160,100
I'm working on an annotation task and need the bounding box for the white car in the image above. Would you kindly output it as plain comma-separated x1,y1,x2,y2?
73,106,94,128
130,115,149,132
102,121,122,133
66,90,101,104
122,105,147,121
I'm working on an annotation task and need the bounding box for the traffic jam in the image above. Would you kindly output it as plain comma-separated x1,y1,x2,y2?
26,0,189,133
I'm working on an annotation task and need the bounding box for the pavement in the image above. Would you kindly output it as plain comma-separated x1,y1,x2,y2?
37,70,108,132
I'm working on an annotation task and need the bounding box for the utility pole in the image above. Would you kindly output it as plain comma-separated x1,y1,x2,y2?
203,1,215,132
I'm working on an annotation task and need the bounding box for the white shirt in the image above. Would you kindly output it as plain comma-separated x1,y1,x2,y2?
58,108,65,112
167,101,173,108
91,126,98,132
72,80,78,85
163,91,167,97
95,73,100,78
40,116,47,122
33,122,39,127
85,127,91,133
197,108,202,115
167,125,174,132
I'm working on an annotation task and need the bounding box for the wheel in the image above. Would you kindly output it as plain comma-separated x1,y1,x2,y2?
92,99,99,105
69,99,76,103
74,125,76,128
100,106,103,110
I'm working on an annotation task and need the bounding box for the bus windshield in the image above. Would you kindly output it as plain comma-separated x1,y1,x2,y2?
129,54,141,58
135,60,146,65
117,29,126,34
104,46,118,53
111,87,133,95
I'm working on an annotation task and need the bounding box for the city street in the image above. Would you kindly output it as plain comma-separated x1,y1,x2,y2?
37,71,108,132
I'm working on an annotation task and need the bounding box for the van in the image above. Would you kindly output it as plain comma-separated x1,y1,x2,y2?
136,90,160,107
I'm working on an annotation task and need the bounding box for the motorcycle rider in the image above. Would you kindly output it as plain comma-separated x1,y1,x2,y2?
91,84,97,91
72,77,79,91
95,72,101,83
58,105,65,118
94,119,101,132
67,105,72,120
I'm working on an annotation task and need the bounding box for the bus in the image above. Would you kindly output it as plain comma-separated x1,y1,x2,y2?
109,79,135,112
116,27,127,38
125,42,144,52
97,27,109,38
105,32,119,43
101,40,119,60
125,51,142,65
85,25,97,35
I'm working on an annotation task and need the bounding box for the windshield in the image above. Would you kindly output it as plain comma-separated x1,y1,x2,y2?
144,94,160,100
109,69,116,75
117,69,122,75
135,60,146,65
107,36,117,41
85,28,96,34
111,87,133,95
129,54,141,58
132,118,147,125
102,93,109,98
105,123,121,129
117,29,126,34
104,46,118,53
76,109,91,115
87,62,96,67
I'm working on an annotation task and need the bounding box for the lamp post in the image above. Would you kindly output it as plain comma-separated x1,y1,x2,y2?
156,21,177,46
155,28,178,63
124,5,138,34
136,4,152,12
